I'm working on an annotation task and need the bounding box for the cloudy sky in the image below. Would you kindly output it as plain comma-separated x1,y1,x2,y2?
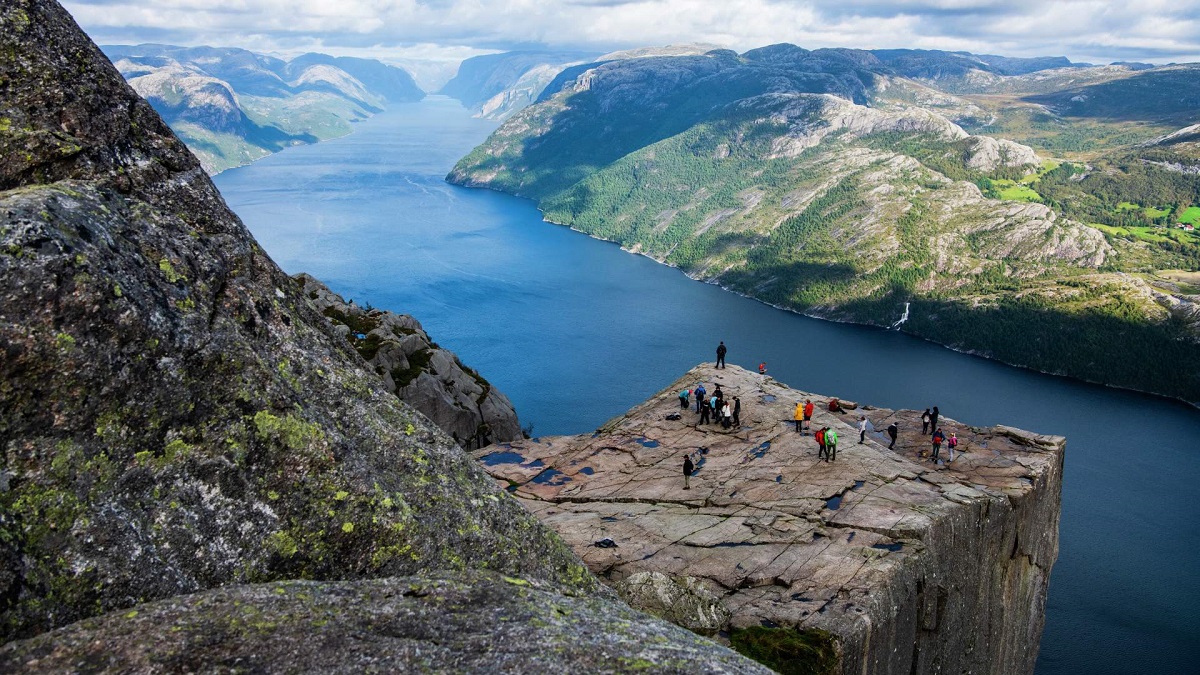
65,0,1200,69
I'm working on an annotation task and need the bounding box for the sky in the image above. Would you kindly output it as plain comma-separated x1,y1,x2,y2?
65,0,1200,73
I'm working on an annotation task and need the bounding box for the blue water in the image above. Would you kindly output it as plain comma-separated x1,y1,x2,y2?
214,96,1200,674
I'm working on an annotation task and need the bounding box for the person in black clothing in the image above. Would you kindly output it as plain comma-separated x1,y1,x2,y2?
699,399,711,425
713,384,723,402
732,397,741,427
930,406,940,436
921,408,931,435
683,453,695,489
716,341,727,368
886,422,898,450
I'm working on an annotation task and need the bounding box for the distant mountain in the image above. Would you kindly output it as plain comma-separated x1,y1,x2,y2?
439,50,600,120
103,44,424,173
450,44,1200,403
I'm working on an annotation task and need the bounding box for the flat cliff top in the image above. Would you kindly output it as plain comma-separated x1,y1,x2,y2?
473,363,1064,632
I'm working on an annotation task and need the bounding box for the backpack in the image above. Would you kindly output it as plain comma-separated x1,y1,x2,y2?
933,431,944,444
826,430,838,445
815,429,825,445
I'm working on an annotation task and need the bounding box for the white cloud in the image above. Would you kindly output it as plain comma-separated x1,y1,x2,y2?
63,0,1200,64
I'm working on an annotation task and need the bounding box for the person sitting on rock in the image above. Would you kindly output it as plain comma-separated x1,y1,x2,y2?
828,398,842,413
758,362,767,375
683,453,695,490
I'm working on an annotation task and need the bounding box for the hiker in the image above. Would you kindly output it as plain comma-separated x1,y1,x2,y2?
716,341,727,368
683,453,694,490
759,362,767,375
699,398,711,425
947,433,959,461
794,401,805,433
694,383,707,413
921,408,931,435
825,427,839,462
931,428,945,462
858,416,868,444
732,396,741,427
713,384,723,402
930,406,940,436
828,398,842,413
815,427,827,460
721,401,732,429
710,395,720,423
678,388,690,409
803,399,814,434
886,422,899,450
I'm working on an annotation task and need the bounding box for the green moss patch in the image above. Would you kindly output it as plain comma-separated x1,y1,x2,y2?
729,626,839,675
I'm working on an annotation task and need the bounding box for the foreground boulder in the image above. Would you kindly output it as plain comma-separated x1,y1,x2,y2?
474,364,1064,675
296,274,523,448
0,572,770,674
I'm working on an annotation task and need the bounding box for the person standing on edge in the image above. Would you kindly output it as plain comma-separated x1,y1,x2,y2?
931,428,945,462
683,453,694,490
947,433,958,462
699,398,711,425
826,427,839,461
694,383,706,413
886,422,899,450
858,416,868,444
794,401,805,433
716,341,727,369
815,427,827,460
921,408,931,435
803,399,814,435
930,406,940,436
679,388,690,409
732,396,741,427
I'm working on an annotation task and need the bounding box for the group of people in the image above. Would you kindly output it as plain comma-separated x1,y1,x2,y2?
920,407,958,462
679,382,741,430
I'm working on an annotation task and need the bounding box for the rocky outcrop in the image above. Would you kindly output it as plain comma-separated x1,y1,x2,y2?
1,571,769,674
0,0,609,642
475,364,1063,675
296,274,522,448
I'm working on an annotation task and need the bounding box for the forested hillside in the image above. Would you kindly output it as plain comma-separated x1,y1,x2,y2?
450,46,1200,403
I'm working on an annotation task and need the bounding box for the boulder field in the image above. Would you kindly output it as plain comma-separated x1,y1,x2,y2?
474,364,1063,675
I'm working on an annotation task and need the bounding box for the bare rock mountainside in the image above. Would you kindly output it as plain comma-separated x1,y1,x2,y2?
476,364,1064,675
0,1,764,671
450,45,1200,404
296,274,523,448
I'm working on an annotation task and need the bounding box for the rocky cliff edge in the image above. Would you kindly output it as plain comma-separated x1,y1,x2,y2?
474,364,1064,675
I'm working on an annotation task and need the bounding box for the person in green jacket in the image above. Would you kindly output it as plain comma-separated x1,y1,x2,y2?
825,427,838,462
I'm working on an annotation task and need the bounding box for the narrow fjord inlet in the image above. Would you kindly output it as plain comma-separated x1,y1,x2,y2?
215,97,1200,674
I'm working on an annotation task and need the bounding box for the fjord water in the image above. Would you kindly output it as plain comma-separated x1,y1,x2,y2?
214,96,1199,674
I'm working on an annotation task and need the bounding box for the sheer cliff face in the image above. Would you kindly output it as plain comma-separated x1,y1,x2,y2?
0,0,599,640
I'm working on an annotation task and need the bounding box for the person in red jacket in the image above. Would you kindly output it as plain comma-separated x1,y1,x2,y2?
803,399,814,434
931,428,945,462
815,427,827,461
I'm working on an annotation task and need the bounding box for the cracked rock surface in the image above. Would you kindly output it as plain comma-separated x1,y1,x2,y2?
474,364,1064,675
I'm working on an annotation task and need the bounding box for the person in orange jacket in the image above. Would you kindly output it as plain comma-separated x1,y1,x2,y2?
803,399,814,434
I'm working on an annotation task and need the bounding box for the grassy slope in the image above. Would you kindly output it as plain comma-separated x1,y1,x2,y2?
452,78,1200,402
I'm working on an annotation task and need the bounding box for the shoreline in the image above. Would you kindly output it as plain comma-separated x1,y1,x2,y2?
450,178,1199,412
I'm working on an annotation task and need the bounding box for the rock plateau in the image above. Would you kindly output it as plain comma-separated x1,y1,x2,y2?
475,364,1063,675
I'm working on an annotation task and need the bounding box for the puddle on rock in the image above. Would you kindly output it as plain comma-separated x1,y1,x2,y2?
825,494,843,510
871,542,904,552
480,451,526,466
639,438,660,448
579,466,595,475
531,469,572,486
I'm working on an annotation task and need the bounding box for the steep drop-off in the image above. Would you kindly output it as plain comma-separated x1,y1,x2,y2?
476,364,1063,674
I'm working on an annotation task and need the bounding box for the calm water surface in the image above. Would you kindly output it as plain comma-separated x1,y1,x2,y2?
214,96,1200,674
